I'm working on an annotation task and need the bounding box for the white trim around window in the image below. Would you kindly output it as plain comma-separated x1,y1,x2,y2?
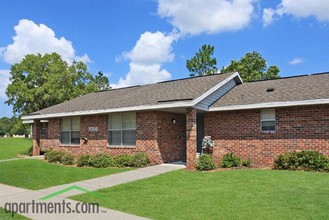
108,112,136,146
61,117,80,145
260,109,276,132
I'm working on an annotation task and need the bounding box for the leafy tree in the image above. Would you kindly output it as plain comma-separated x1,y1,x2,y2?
187,44,218,77
0,117,12,136
221,51,280,82
5,53,110,115
94,71,110,90
10,117,30,136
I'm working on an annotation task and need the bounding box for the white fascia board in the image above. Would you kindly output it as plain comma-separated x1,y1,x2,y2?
21,72,243,120
192,72,242,105
209,99,329,111
22,120,34,124
21,101,195,120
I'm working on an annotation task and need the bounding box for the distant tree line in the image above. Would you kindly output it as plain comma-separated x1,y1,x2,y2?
0,117,30,136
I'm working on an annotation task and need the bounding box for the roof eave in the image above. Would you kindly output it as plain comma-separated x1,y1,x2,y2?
209,98,329,111
21,100,197,120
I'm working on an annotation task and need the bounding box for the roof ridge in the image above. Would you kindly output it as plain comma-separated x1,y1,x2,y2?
97,85,141,93
156,72,233,84
97,72,234,93
246,71,329,84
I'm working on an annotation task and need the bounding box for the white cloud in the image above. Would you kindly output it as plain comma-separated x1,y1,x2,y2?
262,8,276,27
157,0,256,35
289,57,304,65
1,19,89,64
111,31,175,88
0,70,10,99
263,0,329,26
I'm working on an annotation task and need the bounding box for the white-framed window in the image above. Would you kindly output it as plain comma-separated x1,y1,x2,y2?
61,117,80,145
260,109,276,132
108,112,136,146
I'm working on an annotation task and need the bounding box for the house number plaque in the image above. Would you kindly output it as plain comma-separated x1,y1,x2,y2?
88,127,98,132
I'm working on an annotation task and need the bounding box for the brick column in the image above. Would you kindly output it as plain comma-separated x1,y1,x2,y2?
32,120,41,156
186,108,197,170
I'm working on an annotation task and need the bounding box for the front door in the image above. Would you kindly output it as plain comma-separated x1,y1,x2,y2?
197,114,204,153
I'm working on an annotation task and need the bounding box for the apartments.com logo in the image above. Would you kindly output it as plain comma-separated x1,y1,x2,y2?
4,185,103,217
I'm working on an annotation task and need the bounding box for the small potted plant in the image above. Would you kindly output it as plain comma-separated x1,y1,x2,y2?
202,136,215,154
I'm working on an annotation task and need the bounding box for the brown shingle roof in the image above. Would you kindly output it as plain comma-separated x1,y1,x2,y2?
211,72,329,108
33,72,235,115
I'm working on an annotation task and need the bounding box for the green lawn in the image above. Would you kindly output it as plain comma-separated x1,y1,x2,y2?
0,207,29,220
0,138,32,160
72,169,329,220
0,159,133,190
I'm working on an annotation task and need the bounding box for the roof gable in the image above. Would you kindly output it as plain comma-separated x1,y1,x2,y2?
23,72,240,119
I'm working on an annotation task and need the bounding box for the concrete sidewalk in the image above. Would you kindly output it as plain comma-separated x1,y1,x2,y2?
0,162,186,219
0,155,44,163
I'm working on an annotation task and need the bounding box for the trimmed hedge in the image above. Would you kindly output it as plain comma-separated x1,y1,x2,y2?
197,154,216,171
45,150,150,168
76,153,150,168
114,154,133,167
131,153,150,167
76,155,92,167
274,151,329,172
45,150,74,165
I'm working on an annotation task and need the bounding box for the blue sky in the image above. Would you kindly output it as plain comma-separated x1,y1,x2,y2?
0,0,328,117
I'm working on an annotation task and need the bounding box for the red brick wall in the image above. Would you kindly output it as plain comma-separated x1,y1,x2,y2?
32,120,41,156
186,108,197,170
205,105,329,166
157,112,186,162
39,111,186,164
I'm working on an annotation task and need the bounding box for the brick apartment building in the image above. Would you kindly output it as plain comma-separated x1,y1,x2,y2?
22,72,329,170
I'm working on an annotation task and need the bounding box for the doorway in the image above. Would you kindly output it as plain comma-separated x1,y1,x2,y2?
196,114,204,153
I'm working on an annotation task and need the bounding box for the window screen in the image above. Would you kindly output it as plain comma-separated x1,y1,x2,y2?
108,112,136,146
260,109,276,132
61,117,80,145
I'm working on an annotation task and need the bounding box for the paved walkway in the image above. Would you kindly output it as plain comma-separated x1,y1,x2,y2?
0,155,44,163
0,162,186,219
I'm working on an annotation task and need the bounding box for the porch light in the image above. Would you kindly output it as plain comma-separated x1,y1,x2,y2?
172,119,176,124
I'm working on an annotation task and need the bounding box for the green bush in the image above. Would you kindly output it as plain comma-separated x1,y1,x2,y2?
45,150,74,165
62,153,74,165
89,154,114,168
26,146,33,156
242,159,252,167
45,150,64,163
274,151,329,172
197,154,216,171
114,154,133,167
76,155,92,167
131,153,150,167
221,153,241,168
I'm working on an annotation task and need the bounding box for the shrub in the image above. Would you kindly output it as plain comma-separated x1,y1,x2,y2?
274,151,329,172
25,146,33,156
131,153,150,167
197,154,216,171
89,154,114,168
45,150,74,165
242,159,252,167
114,154,133,167
76,155,92,167
45,150,64,163
61,153,74,165
221,153,241,168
